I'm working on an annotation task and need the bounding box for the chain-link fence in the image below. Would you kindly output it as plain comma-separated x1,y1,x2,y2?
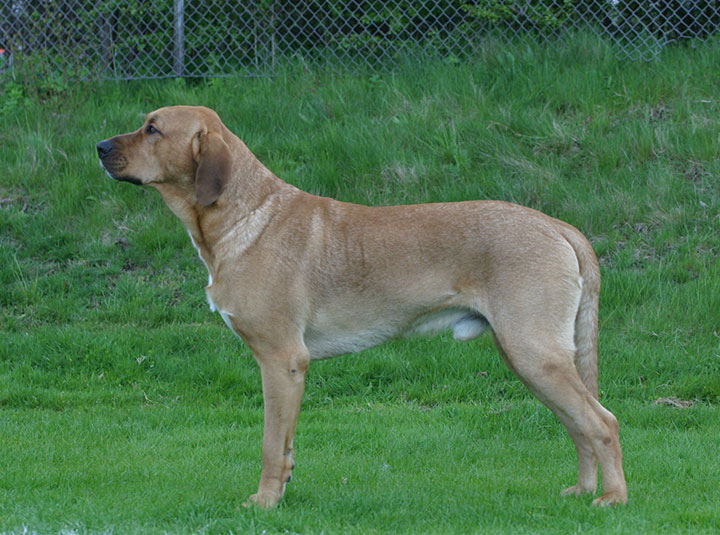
1,1,719,81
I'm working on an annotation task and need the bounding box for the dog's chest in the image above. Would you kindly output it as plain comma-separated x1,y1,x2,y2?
188,231,214,286
187,231,241,336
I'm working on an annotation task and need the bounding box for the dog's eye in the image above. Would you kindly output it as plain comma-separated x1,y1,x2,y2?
145,124,159,135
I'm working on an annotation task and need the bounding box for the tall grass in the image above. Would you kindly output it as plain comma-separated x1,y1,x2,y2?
1,33,719,533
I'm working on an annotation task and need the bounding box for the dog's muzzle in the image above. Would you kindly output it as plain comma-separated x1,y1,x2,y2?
96,140,142,185
96,139,114,159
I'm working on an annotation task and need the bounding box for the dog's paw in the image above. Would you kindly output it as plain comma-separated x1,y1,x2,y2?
591,490,627,507
560,484,595,497
243,490,281,509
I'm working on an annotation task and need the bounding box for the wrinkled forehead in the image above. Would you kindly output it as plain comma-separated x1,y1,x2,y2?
143,107,204,134
143,106,220,133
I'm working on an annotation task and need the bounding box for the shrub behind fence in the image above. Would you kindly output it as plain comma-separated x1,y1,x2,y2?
1,1,718,80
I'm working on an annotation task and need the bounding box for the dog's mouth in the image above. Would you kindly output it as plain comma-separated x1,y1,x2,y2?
98,159,143,186
107,170,143,186
97,140,143,186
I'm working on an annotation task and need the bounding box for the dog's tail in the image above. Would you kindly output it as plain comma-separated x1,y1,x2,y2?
560,224,600,399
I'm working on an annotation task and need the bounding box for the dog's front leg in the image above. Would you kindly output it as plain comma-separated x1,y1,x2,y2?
248,348,309,508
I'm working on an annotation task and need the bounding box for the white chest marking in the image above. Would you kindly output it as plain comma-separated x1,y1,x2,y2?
187,231,213,287
218,309,238,335
205,287,241,339
187,231,239,338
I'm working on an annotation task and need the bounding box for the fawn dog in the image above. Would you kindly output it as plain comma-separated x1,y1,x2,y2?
97,106,627,508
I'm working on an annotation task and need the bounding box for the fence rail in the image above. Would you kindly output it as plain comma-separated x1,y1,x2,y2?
1,1,719,81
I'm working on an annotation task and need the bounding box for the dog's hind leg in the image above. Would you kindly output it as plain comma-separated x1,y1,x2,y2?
247,345,310,508
491,332,626,506
560,425,599,498
492,333,598,497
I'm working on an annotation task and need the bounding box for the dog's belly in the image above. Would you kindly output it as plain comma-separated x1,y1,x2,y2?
304,326,396,359
304,307,489,360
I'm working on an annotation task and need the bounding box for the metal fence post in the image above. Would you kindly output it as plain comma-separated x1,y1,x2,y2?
173,0,185,77
98,12,113,76
2,1,719,80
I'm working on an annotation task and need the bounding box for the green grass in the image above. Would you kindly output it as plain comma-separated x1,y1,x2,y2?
1,33,720,533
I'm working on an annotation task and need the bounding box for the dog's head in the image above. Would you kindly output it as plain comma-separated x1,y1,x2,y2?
97,106,232,206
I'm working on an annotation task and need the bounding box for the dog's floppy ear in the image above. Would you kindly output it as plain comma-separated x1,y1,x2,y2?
195,131,232,206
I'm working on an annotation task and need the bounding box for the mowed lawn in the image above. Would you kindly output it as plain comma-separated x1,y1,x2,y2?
1,35,719,533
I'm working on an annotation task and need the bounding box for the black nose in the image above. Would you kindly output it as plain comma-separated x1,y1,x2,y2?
96,140,113,158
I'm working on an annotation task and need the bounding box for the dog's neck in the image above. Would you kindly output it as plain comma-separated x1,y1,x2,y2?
153,140,297,279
